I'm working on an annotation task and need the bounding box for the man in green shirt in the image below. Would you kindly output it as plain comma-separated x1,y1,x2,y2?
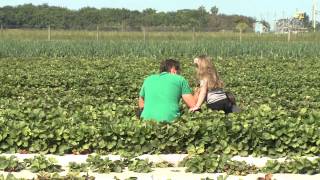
138,59,196,122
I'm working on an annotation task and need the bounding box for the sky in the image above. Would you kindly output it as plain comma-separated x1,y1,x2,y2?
0,0,317,28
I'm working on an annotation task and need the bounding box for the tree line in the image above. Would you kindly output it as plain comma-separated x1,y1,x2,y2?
0,4,261,31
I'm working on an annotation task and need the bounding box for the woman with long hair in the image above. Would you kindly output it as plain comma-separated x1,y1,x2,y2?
190,55,237,113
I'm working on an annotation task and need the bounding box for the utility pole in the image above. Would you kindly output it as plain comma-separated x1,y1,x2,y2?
312,0,318,32
192,27,195,41
274,12,277,32
96,25,99,41
121,20,125,32
142,26,146,42
48,25,51,41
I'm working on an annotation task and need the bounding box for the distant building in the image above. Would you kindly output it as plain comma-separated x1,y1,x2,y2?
254,22,268,33
275,19,291,33
275,11,308,33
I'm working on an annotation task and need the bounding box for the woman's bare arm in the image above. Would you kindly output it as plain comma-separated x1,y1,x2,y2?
190,80,207,111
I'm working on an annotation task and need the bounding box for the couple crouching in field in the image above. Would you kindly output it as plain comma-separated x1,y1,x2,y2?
138,55,240,122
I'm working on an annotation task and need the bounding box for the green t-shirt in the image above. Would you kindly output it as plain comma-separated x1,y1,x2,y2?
139,72,192,122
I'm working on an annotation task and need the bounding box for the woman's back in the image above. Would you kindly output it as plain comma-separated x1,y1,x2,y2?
207,88,227,104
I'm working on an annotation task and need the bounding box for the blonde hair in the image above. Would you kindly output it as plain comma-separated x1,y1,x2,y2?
195,55,224,90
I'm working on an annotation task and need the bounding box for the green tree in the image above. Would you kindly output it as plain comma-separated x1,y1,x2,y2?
0,3,256,31
302,13,312,29
210,6,219,15
236,22,249,42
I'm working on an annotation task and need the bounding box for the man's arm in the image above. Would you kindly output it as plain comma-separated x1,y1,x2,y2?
136,97,144,118
138,97,144,109
182,94,196,108
180,77,196,109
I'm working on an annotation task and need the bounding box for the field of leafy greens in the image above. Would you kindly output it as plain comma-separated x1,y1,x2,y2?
0,52,319,158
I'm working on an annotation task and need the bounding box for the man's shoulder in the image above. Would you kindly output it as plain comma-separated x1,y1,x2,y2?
171,74,188,81
144,73,188,82
144,74,158,81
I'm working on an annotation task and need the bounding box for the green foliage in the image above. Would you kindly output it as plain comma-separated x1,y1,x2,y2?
0,156,25,172
201,175,228,180
0,55,319,157
152,161,174,168
24,155,62,173
222,161,259,176
0,4,255,31
128,159,153,173
1,155,320,176
86,155,125,173
68,162,89,172
0,174,27,180
181,154,227,173
180,153,258,175
262,157,320,175
236,22,249,32
1,39,320,58
33,171,95,180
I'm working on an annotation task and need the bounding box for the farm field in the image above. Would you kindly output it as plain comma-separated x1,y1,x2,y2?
1,29,320,42
0,34,320,179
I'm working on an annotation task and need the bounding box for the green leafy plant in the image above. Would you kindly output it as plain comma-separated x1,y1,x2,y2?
36,172,95,180
0,47,319,158
222,160,259,176
216,175,229,180
0,173,27,180
86,155,125,173
262,157,320,175
180,153,258,175
181,154,228,173
201,175,228,180
68,162,89,172
128,159,153,173
24,155,62,173
152,161,174,168
0,156,25,172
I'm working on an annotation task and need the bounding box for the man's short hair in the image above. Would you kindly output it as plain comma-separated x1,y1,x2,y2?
160,59,180,73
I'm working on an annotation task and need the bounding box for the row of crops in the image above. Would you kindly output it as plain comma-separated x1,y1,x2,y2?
1,154,320,176
2,30,320,41
1,40,320,58
0,55,319,157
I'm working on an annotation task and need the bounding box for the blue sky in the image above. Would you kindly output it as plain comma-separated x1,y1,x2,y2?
0,0,316,26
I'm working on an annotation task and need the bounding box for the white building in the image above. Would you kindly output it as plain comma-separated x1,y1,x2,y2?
254,22,268,33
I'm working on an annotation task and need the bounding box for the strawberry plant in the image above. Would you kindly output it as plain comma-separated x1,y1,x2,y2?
180,153,258,175
262,157,320,175
0,174,27,180
33,171,95,180
128,159,153,173
23,155,62,173
0,156,25,172
0,49,319,158
68,162,89,172
152,161,174,168
86,155,125,173
201,175,228,180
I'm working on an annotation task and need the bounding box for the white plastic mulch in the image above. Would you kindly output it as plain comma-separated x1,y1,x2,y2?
1,154,320,180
